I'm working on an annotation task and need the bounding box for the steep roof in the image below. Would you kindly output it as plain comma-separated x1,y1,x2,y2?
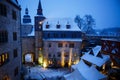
43,18,81,31
65,60,106,80
81,46,110,67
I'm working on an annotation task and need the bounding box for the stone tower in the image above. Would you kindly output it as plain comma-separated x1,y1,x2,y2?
34,0,45,64
21,7,33,37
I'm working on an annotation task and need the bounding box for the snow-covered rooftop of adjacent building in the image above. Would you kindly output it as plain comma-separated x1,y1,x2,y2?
65,60,106,80
43,38,82,42
81,46,110,67
43,18,81,31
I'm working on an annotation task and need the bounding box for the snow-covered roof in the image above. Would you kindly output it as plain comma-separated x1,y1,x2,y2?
92,46,101,56
81,53,110,67
72,59,89,70
65,60,106,80
43,18,81,31
83,65,106,80
43,38,82,42
64,68,86,80
81,46,110,67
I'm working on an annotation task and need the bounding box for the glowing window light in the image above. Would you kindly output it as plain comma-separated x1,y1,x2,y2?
68,48,73,67
43,61,47,68
61,50,65,67
2,54,5,62
38,57,43,64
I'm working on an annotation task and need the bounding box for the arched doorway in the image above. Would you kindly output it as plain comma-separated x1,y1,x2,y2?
23,52,34,64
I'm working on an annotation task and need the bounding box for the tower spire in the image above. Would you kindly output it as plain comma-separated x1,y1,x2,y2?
37,0,43,15
23,7,31,23
25,7,28,14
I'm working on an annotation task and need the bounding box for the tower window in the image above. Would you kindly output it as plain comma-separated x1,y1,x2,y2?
0,3,7,17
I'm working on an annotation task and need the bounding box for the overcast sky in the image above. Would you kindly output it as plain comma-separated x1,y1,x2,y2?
18,0,120,29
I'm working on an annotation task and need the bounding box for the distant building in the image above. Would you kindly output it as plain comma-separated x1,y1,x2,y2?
0,0,21,80
101,38,120,68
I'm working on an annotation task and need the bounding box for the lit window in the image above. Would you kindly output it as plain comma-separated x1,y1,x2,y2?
2,54,5,62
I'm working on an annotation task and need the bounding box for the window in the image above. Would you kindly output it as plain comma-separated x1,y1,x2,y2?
0,53,9,66
48,54,51,58
72,33,76,38
12,10,17,20
54,33,58,38
61,33,66,38
57,52,61,57
56,24,60,29
13,32,17,41
69,43,74,48
0,3,7,16
14,67,18,76
46,24,49,29
0,31,8,43
48,43,51,48
13,49,18,58
47,33,50,38
66,24,71,29
58,43,63,47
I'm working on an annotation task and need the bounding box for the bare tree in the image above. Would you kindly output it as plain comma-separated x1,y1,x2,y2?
74,15,83,29
82,14,96,34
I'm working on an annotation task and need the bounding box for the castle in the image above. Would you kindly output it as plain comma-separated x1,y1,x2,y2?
21,0,83,67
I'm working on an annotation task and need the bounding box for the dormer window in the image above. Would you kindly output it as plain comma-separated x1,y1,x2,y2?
66,25,70,29
56,24,60,29
56,21,60,29
46,24,49,29
66,22,70,29
46,22,49,29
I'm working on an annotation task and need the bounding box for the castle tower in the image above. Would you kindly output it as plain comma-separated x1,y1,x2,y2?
21,8,33,37
34,0,45,64
23,7,31,23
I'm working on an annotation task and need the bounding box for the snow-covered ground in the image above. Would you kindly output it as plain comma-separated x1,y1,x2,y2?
24,66,70,80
